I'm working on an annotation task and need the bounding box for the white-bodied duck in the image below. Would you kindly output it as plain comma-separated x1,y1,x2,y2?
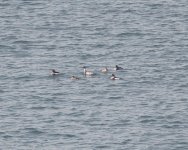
83,66,94,76
101,67,108,73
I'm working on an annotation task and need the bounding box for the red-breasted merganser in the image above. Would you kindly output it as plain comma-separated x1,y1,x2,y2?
71,76,80,80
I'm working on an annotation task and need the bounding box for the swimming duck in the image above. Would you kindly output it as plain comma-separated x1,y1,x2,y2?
114,65,124,71
110,74,120,80
83,66,94,76
71,76,80,80
101,67,108,73
50,69,60,75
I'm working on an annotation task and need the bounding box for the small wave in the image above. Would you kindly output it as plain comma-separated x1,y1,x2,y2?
139,119,157,123
95,145,111,149
108,96,124,99
116,32,145,38
0,3,10,7
0,45,15,50
62,133,77,138
30,106,46,110
13,40,31,44
24,128,44,135
110,119,131,127
2,135,12,139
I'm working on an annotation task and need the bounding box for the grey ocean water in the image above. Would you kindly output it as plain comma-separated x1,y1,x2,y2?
0,0,188,149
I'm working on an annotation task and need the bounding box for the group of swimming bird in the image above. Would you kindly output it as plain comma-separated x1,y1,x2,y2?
50,65,124,80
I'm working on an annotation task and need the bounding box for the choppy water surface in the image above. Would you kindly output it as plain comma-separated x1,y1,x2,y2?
0,0,188,149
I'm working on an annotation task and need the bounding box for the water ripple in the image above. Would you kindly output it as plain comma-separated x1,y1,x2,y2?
0,0,188,149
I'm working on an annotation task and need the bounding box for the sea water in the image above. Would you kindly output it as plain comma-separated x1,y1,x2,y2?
0,0,188,149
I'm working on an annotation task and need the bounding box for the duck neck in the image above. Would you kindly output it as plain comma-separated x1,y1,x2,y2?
84,68,86,74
